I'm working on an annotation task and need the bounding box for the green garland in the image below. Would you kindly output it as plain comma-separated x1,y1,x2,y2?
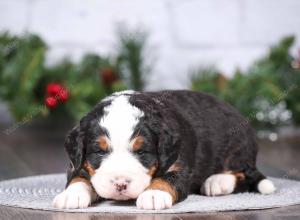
0,30,148,121
1,31,299,132
191,36,300,131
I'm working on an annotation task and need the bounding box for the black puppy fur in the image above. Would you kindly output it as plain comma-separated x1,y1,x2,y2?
64,90,267,203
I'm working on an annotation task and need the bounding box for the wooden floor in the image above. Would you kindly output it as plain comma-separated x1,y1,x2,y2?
0,124,300,219
1,205,300,220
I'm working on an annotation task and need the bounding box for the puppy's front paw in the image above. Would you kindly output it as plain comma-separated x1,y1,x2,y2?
202,173,236,196
53,182,94,209
136,190,173,210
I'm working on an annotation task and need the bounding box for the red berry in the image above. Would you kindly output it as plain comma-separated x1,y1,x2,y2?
46,83,63,96
45,96,58,108
58,89,69,102
101,68,118,87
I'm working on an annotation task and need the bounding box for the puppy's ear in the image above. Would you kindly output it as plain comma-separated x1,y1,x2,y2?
65,125,85,185
156,123,180,176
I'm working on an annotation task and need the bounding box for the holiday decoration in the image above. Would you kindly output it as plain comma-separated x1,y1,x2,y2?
58,88,69,103
45,96,58,108
0,30,149,122
191,36,300,131
46,83,64,97
100,68,118,87
44,82,69,109
291,49,300,69
1,31,299,132
116,28,150,91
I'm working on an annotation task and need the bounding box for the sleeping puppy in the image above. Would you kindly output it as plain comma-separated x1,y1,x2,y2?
53,90,275,210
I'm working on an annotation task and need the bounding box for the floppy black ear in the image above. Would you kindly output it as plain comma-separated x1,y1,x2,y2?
156,123,180,176
65,125,85,186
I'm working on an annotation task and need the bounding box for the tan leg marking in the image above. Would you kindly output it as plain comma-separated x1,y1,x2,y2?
146,178,177,203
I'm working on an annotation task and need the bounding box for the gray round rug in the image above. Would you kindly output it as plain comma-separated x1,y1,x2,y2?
0,174,299,213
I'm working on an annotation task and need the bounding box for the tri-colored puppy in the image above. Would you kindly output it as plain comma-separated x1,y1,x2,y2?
53,90,275,210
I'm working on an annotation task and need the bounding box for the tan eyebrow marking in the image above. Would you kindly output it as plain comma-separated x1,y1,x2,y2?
97,135,109,151
132,135,144,151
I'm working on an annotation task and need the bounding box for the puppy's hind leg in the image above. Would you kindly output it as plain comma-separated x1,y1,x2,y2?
201,169,275,196
235,168,276,195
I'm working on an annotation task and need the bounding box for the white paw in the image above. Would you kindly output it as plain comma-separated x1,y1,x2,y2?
202,173,236,196
136,190,173,210
53,182,94,209
258,179,276,194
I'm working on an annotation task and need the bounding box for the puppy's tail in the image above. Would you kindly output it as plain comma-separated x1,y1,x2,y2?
257,178,276,194
243,169,276,194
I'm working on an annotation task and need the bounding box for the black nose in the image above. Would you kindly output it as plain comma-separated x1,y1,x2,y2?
113,178,131,192
115,183,127,192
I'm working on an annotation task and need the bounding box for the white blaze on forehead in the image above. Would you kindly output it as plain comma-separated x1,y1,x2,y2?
112,90,136,96
99,94,144,150
102,90,136,102
93,93,150,200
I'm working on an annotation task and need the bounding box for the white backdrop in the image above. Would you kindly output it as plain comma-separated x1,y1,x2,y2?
1,0,300,89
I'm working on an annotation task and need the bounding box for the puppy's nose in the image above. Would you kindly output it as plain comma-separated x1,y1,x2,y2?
115,183,127,192
112,178,131,192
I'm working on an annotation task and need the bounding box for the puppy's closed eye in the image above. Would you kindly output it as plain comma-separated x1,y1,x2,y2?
134,149,145,155
95,149,109,156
